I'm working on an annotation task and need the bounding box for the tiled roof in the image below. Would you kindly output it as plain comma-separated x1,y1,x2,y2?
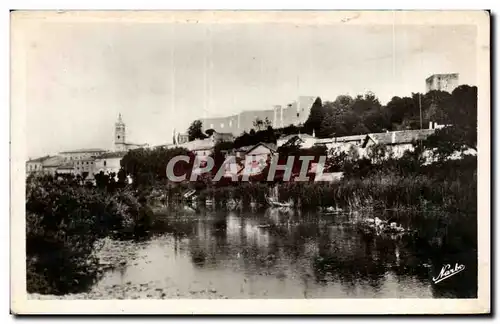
42,156,65,167
27,155,51,163
96,151,128,159
178,139,215,151
315,134,366,145
59,148,107,154
279,133,316,142
125,142,148,146
246,142,277,154
364,129,436,146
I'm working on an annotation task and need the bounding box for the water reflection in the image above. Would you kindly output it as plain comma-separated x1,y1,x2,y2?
97,209,477,299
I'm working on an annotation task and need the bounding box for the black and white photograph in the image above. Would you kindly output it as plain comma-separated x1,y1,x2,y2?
10,10,490,314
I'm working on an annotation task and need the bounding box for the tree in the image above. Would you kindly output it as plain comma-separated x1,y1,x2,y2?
205,129,216,137
320,96,355,138
444,85,477,146
187,120,207,141
253,117,272,131
303,97,324,135
253,118,264,131
423,90,452,123
121,146,192,187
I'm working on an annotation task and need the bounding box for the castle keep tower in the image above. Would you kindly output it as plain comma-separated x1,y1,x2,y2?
114,113,126,152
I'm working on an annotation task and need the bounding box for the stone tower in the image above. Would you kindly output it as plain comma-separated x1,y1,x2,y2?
114,113,126,152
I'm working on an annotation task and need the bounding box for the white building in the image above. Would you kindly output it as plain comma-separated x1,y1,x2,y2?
94,151,127,176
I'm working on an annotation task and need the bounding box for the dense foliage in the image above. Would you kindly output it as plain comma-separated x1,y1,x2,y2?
26,174,154,294
200,85,477,152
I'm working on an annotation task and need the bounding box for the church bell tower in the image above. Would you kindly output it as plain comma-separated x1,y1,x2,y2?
115,113,126,151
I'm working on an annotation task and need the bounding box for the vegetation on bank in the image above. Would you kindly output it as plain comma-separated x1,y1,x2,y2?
193,155,476,213
26,174,154,295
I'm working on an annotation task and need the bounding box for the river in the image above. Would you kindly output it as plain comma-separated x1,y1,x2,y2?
31,208,477,300
67,207,474,300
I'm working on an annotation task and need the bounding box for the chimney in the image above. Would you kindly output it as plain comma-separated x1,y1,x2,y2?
391,132,396,144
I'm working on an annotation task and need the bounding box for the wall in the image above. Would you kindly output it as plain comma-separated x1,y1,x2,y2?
60,151,105,161
94,157,122,175
425,74,459,93
26,161,43,174
200,96,316,136
74,159,95,175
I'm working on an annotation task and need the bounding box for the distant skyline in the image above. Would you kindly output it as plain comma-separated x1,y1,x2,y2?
20,17,477,158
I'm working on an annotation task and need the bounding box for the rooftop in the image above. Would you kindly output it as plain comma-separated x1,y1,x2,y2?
96,151,128,159
426,73,459,81
59,148,107,154
315,134,366,144
178,138,215,151
279,133,316,142
42,156,65,167
247,142,277,153
364,129,436,146
125,142,148,146
27,155,51,163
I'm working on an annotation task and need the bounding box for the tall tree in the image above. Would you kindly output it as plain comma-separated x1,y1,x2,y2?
303,97,324,135
187,120,207,141
252,117,271,131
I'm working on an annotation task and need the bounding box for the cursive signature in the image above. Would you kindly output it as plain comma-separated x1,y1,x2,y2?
432,263,465,284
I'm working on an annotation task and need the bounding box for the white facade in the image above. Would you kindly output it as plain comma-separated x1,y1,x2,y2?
94,154,125,175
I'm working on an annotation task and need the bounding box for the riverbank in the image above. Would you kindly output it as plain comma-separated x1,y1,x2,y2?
28,237,228,300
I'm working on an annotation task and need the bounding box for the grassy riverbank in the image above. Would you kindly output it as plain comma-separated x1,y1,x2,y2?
196,156,477,214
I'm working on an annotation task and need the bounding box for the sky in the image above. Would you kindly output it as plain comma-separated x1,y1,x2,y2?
21,18,477,158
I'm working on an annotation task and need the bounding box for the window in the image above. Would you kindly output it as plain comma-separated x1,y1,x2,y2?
86,162,89,165
220,123,224,129
229,120,232,127
104,161,107,167
118,136,121,139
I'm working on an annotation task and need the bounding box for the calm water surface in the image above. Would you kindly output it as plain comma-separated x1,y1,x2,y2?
95,209,477,298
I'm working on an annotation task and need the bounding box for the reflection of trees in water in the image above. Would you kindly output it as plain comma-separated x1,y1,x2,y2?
153,209,476,297
311,226,431,292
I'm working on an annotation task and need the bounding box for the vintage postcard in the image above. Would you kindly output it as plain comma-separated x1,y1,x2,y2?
10,10,490,314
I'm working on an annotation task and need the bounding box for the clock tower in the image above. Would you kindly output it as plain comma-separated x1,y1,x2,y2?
115,113,126,151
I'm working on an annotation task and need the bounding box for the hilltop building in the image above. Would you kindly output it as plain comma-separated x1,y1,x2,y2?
425,73,459,93
199,96,317,136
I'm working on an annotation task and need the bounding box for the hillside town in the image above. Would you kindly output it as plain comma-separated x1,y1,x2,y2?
26,73,474,184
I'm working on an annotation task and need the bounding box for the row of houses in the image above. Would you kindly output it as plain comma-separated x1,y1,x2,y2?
26,114,146,181
168,121,474,176
27,122,473,183
26,149,127,180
